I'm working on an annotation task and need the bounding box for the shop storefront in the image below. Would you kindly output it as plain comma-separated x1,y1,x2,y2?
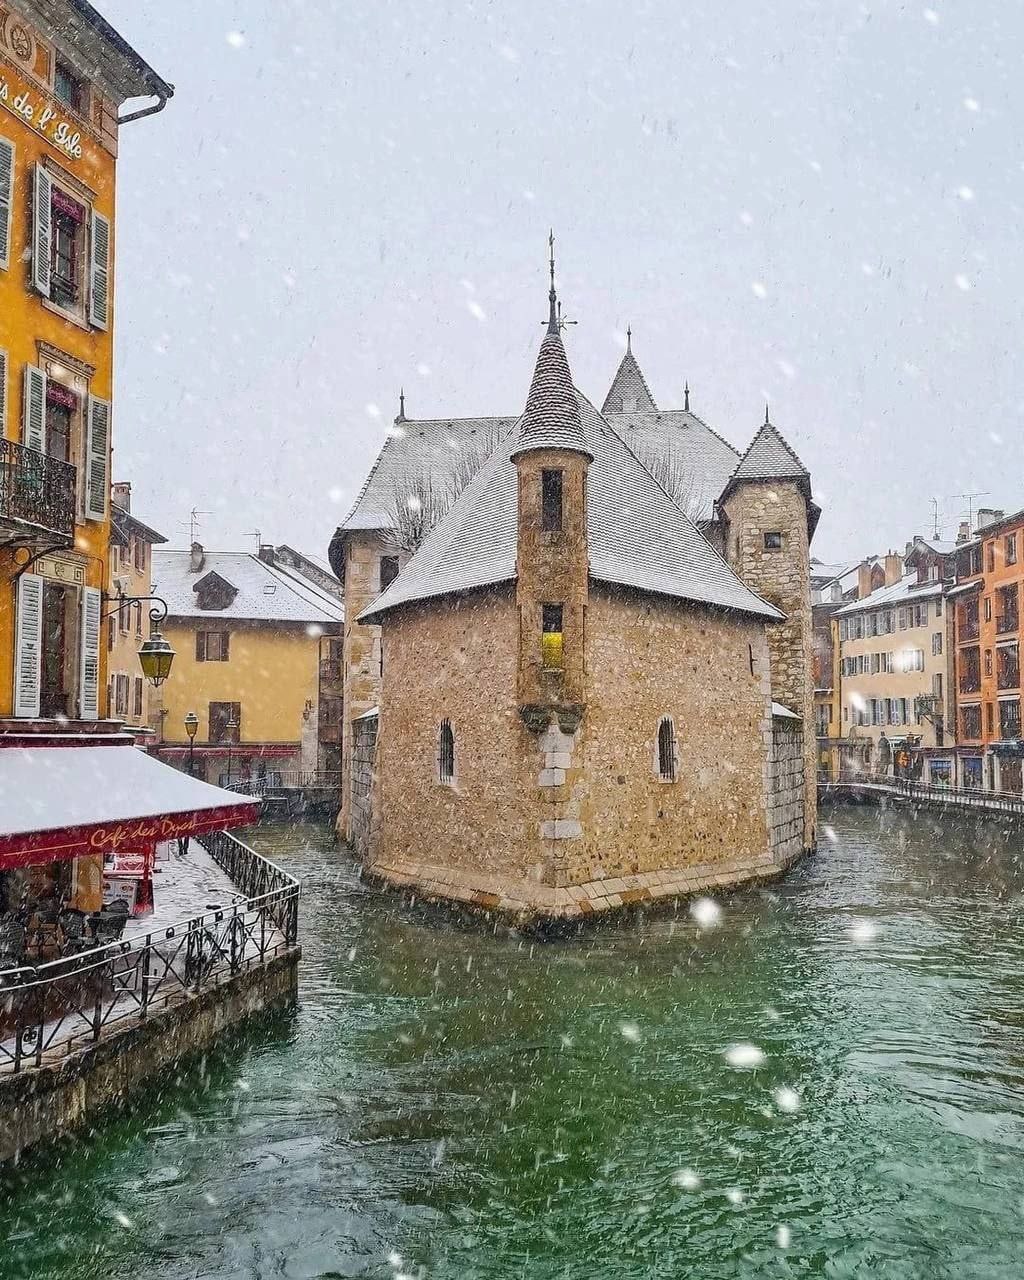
0,732,259,967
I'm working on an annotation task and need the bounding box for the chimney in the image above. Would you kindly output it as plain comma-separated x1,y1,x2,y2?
884,550,903,587
112,481,131,512
976,508,1004,532
956,521,971,544
857,560,875,599
189,541,205,574
258,544,276,565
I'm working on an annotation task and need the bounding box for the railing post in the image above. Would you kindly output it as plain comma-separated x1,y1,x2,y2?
139,936,152,1018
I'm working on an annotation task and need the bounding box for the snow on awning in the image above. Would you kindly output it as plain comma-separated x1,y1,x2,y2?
771,702,801,720
0,744,260,871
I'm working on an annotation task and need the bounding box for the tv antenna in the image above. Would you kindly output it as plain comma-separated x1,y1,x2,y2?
244,529,262,553
951,491,990,531
187,507,211,544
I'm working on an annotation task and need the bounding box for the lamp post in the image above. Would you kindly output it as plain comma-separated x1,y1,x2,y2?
103,593,176,689
184,711,199,777
225,715,239,786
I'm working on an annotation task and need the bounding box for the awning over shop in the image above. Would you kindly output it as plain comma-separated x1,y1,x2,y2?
771,702,801,720
0,743,261,871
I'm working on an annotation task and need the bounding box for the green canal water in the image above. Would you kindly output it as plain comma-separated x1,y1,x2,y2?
4,807,1024,1278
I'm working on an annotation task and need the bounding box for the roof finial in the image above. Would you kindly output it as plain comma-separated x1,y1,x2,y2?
765,401,771,426
397,387,406,422
626,324,632,351
684,381,690,412
547,228,558,335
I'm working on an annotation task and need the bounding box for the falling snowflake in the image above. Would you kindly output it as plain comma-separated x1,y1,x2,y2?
957,185,975,201
849,919,878,943
726,1187,745,1205
751,282,768,299
777,1224,792,1248
724,1043,766,1069
690,897,722,928
467,299,487,322
672,1168,702,1190
963,96,980,112
620,1021,642,1043
225,30,245,48
955,273,972,291
774,1085,801,1113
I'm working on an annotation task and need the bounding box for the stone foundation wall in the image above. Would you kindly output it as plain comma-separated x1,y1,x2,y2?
0,950,300,1166
350,712,378,860
767,721,806,866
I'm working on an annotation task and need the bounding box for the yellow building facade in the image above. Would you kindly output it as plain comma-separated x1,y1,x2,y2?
150,546,343,784
107,480,165,732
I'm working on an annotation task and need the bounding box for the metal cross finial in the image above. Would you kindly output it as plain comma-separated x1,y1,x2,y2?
765,401,771,426
684,381,690,412
398,387,406,422
626,325,632,351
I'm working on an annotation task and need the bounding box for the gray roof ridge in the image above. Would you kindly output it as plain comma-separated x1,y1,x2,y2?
676,406,742,460
338,434,398,531
259,557,345,614
586,391,785,622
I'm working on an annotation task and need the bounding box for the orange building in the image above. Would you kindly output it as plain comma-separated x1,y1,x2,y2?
0,3,172,917
951,510,1024,792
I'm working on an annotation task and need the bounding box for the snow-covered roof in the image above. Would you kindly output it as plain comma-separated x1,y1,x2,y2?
511,326,591,459
601,342,658,414
834,571,943,616
339,414,517,534
360,389,783,625
0,744,255,840
153,550,344,624
724,416,810,489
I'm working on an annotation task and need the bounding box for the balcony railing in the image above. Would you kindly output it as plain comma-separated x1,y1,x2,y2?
996,613,1019,636
959,675,981,694
997,666,1020,691
0,439,76,542
0,830,299,1075
959,618,980,642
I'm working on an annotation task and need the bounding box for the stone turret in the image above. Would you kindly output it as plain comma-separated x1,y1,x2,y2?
511,259,592,729
717,407,818,852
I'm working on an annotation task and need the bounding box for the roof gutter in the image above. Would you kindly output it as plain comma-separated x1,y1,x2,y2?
118,89,172,126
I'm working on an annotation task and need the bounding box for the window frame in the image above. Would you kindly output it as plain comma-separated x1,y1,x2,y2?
541,603,564,670
656,715,677,783
438,718,456,785
763,531,783,551
541,468,564,532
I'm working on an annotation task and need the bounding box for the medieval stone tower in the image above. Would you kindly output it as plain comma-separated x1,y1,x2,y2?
511,272,593,729
717,409,818,852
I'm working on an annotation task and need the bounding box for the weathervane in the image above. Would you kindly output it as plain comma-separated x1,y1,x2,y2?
544,230,577,335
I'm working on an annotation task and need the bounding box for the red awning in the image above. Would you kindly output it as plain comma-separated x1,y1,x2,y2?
0,742,261,871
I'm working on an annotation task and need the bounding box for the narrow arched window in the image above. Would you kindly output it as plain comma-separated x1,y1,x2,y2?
657,716,676,782
438,718,455,784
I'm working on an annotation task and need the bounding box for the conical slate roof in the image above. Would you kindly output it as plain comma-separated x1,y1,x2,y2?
726,416,809,487
511,324,591,460
601,339,658,414
359,391,783,625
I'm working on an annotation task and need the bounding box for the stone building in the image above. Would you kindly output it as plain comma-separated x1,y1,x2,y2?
330,264,820,922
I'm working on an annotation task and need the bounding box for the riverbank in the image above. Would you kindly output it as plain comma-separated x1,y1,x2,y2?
4,813,1024,1279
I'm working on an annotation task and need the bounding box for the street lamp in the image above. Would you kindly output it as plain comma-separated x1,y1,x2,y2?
225,715,239,785
184,711,199,777
103,593,176,687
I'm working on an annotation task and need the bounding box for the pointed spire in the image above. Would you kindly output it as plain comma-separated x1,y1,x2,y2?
765,401,771,426
397,387,406,422
547,229,558,335
601,331,658,415
722,406,810,494
511,241,591,462
684,381,690,412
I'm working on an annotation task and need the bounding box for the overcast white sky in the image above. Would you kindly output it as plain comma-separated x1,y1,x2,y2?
101,0,1022,565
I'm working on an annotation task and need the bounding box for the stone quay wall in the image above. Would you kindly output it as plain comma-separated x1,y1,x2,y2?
350,711,379,860
0,950,300,1166
767,721,806,866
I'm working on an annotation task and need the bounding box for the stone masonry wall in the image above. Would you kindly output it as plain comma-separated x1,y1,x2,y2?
767,721,805,866
350,712,378,861
722,482,816,851
373,582,781,909
339,533,401,840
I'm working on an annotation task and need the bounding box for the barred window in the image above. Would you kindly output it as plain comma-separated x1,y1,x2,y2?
657,716,677,782
438,718,455,784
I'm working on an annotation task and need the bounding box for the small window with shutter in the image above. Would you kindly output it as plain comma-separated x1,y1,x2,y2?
657,717,677,782
0,136,12,272
84,395,110,521
438,719,455,785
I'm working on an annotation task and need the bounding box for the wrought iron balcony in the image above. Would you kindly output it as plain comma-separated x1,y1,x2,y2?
996,612,1019,636
0,439,76,543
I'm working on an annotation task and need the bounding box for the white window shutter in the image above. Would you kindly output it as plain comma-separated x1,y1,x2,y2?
32,163,51,297
0,348,7,438
22,364,46,452
85,395,110,521
14,573,43,719
0,136,13,271
89,210,110,329
80,585,101,720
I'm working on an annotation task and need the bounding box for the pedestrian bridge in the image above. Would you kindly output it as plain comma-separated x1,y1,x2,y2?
822,774,1024,819
228,770,341,817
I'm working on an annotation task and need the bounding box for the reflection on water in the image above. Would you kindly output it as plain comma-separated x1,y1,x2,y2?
4,807,1024,1278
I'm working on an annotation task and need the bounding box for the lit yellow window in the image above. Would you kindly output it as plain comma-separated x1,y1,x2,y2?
542,604,563,670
